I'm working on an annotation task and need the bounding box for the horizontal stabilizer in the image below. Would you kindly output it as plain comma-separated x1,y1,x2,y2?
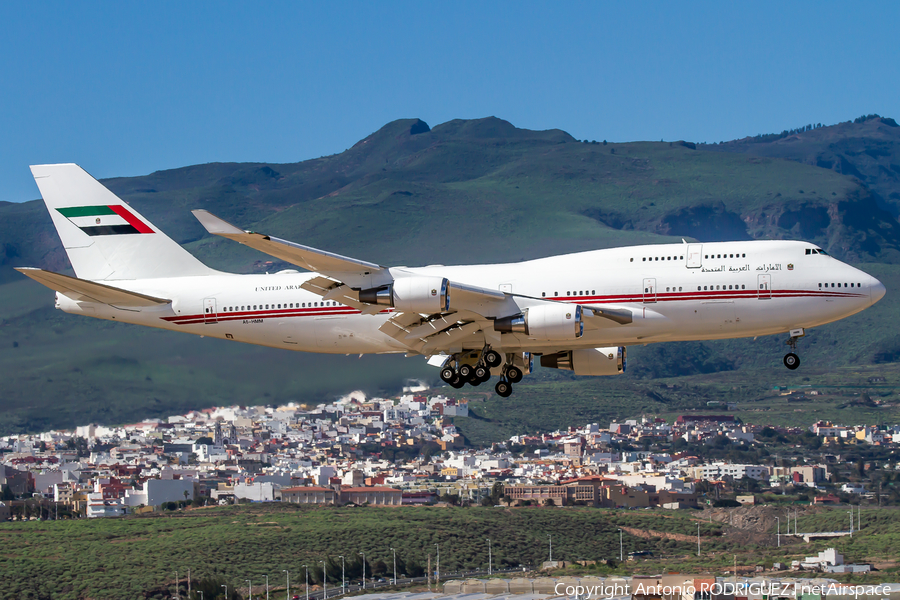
15,268,171,307
192,210,385,275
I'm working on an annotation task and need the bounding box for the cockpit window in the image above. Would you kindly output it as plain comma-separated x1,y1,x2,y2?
806,248,829,256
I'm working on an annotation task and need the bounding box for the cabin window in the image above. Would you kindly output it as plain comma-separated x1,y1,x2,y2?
643,258,646,262
666,287,670,292
542,292,546,297
819,283,822,288
680,256,684,259
704,286,708,290
742,285,745,289
697,286,701,291
592,289,595,294
679,287,682,291
837,283,841,287
655,257,659,261
630,258,634,262
554,292,558,297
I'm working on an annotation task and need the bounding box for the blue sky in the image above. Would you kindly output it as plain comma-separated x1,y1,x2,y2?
1,1,897,203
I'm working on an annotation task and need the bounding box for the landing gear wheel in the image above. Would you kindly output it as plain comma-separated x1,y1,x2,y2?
440,366,456,383
506,365,523,383
484,350,502,368
784,353,800,370
458,364,473,379
449,375,465,389
467,372,483,386
474,365,489,380
495,380,512,398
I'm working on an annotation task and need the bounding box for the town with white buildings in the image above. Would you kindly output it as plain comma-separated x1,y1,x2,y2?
0,386,896,521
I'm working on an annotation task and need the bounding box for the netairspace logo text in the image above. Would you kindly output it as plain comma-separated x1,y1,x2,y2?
554,582,892,599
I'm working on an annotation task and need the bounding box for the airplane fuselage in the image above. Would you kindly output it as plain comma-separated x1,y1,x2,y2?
54,239,883,355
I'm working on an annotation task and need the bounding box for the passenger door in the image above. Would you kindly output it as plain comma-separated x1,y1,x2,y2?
642,278,657,303
203,298,218,324
757,274,772,299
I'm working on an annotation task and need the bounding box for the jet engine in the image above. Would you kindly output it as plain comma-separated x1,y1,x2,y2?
540,347,626,376
494,304,583,340
359,277,449,313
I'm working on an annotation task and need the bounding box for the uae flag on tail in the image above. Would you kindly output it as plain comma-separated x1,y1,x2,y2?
57,205,154,236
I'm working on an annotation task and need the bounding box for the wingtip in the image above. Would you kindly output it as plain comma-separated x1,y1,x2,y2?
191,209,246,235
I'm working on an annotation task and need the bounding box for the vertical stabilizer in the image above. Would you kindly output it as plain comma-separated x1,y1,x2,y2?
30,163,213,280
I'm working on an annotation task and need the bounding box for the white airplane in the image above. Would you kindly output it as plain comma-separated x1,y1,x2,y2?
18,164,886,397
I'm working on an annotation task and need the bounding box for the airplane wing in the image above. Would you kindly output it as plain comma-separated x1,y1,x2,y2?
192,210,386,278
15,268,171,307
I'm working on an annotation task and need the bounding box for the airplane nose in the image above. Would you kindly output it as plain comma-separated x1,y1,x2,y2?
871,278,886,305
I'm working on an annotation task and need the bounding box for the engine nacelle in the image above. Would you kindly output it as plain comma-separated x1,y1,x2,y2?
494,304,583,340
359,277,449,313
540,347,626,376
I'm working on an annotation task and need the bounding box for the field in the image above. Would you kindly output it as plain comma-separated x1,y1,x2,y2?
2,503,898,600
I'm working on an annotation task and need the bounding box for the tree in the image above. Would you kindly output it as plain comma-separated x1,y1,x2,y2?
490,482,504,504
190,577,243,600
371,559,387,577
0,485,14,501
543,498,555,507
502,494,513,506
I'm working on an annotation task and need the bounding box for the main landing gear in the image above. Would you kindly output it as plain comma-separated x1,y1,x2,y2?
783,328,805,371
494,363,523,398
439,348,524,396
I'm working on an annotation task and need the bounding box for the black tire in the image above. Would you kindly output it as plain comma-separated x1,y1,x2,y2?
467,372,482,386
474,365,488,380
458,364,473,379
506,365,523,383
450,375,465,389
440,366,456,383
784,353,800,370
495,380,512,397
484,350,502,367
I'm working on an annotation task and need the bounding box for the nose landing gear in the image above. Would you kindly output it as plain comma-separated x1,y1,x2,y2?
783,328,805,370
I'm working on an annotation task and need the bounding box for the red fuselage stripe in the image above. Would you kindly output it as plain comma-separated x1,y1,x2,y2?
159,290,865,325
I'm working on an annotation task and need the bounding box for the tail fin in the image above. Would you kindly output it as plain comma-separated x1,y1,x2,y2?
30,163,213,281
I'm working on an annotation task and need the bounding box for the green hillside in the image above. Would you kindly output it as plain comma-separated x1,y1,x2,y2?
2,116,899,435
705,114,900,218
